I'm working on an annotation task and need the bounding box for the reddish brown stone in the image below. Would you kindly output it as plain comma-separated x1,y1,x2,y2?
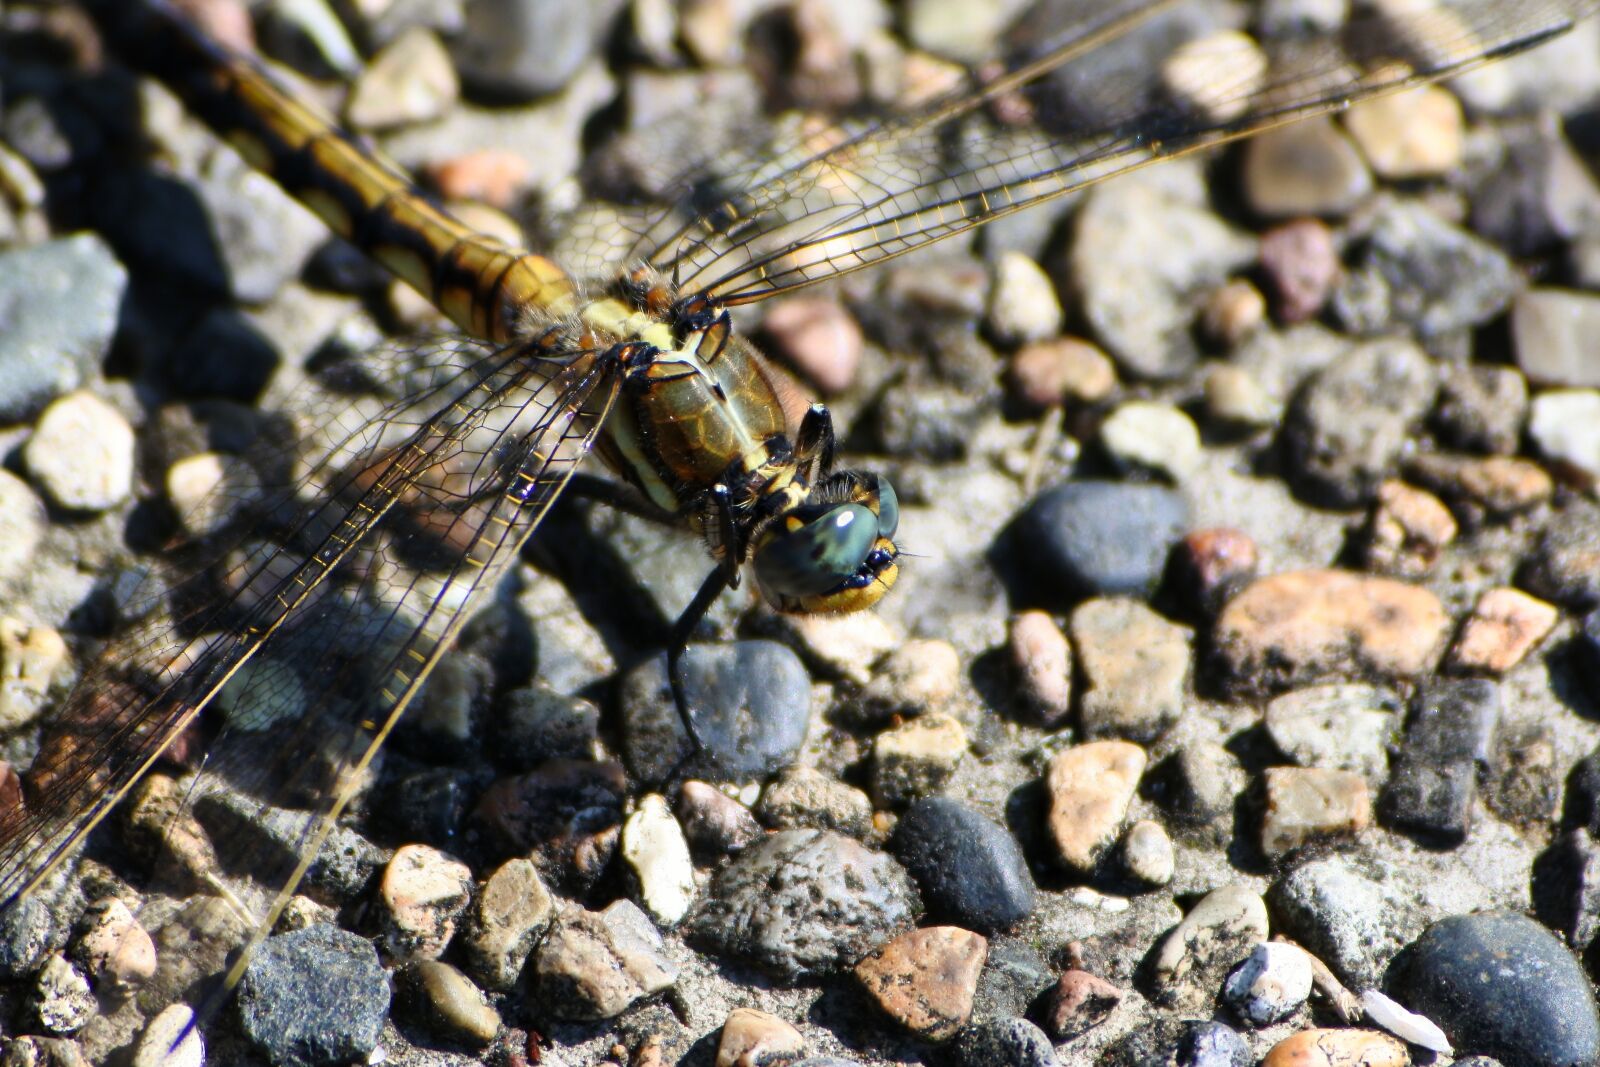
1447,587,1559,675
1260,219,1339,323
1041,969,1123,1039
853,926,988,1040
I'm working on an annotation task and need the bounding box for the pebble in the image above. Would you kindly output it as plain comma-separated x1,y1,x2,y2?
779,610,899,688
1009,481,1189,605
1270,856,1423,991
1364,480,1456,578
1223,942,1313,1026
973,940,1054,1022
470,759,624,889
871,712,968,806
450,0,625,99
853,926,988,1040
851,639,962,725
1071,598,1190,740
677,781,763,856
1173,1020,1253,1067
0,234,126,424
165,451,261,539
717,1007,806,1067
426,148,531,210
1259,1028,1406,1067
1152,741,1247,840
619,642,812,781
1204,365,1281,433
0,895,60,982
1361,989,1451,1054
0,470,47,586
946,1018,1060,1067
1282,337,1439,506
493,687,600,768
1148,885,1270,1013
1242,118,1373,218
1005,337,1118,412
1447,587,1558,675
462,856,554,991
1473,117,1600,256
1259,219,1340,324
1333,199,1517,339
1392,911,1600,1067
1099,400,1203,482
1040,969,1122,1040
395,959,501,1047
760,297,864,395
24,391,136,512
1520,501,1600,609
1403,452,1553,521
1344,84,1463,178
1260,767,1370,858
1381,679,1500,843
1528,388,1600,483
4,1036,90,1067
1007,611,1072,727
1582,611,1600,701
690,830,918,979
236,924,389,1067
0,619,69,731
1513,288,1600,388
1172,528,1262,618
1046,740,1146,875
1213,570,1449,695
621,793,696,926
346,27,459,129
1200,280,1268,348
986,251,1063,345
1432,364,1529,455
758,767,874,838
31,954,93,1035
70,898,156,996
377,843,475,962
130,1004,204,1067
533,899,678,1021
1264,683,1399,781
1117,819,1176,888
891,797,1037,934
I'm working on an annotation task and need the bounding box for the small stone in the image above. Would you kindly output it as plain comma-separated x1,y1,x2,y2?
871,712,968,807
426,148,531,210
1046,740,1147,875
0,619,69,732
0,895,60,981
1345,84,1463,178
1259,219,1340,324
70,898,156,996
395,960,500,1047
690,829,918,979
1242,118,1373,218
1392,911,1600,1067
1162,30,1268,122
716,1007,805,1067
1381,678,1501,844
3,1036,89,1067
470,759,624,889
1149,885,1270,1013
758,767,874,839
1404,452,1553,521
1008,481,1189,605
462,857,553,991
761,297,864,395
891,797,1037,934
1069,597,1190,741
31,954,93,1035
1151,741,1247,840
1222,942,1313,1026
1040,969,1122,1040
1099,400,1203,482
1172,527,1261,618
494,687,600,768
1264,683,1399,781
1528,388,1600,484
1005,337,1117,412
1360,989,1452,1054
621,793,695,926
1260,1029,1406,1067
131,1004,204,1067
24,391,135,512
1117,819,1175,888
1203,363,1280,431
1260,767,1371,858
165,451,261,539
1007,611,1072,727
987,251,1062,345
852,639,962,725
676,780,762,856
346,26,458,129
779,610,899,687
378,843,475,962
0,470,46,586
450,0,624,99
1200,280,1268,348
236,924,389,1067
1365,480,1457,578
1520,501,1600,609
534,899,678,1021
1270,856,1423,991
946,1018,1060,1067
1513,287,1600,388
854,926,987,1041
1447,587,1559,675
1432,364,1529,455
1213,570,1450,695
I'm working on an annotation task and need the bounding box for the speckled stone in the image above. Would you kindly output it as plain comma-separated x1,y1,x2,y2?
1432,364,1529,455
1264,683,1399,782
1520,501,1600,609
871,712,968,806
946,1017,1060,1067
236,924,389,1067
1040,969,1122,1040
378,843,474,962
758,767,874,838
853,926,987,1040
1222,942,1313,1026
462,856,554,991
1069,597,1191,741
1046,740,1147,875
1148,885,1270,1013
1260,767,1370,858
1270,856,1425,991
533,899,678,1021
677,780,763,856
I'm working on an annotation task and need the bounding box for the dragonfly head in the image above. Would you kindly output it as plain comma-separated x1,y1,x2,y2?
751,471,900,613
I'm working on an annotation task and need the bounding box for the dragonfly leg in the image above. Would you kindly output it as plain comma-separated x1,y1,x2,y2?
564,472,680,525
794,403,837,476
666,483,742,773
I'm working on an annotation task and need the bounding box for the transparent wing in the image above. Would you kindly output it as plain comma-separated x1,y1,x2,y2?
630,0,1593,305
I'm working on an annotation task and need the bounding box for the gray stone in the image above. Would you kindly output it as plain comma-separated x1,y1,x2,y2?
1270,856,1422,989
1513,288,1600,388
1070,598,1190,741
534,899,677,1021
236,925,389,1067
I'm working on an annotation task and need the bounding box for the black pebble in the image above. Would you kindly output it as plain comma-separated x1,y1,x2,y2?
1003,481,1188,607
892,797,1037,934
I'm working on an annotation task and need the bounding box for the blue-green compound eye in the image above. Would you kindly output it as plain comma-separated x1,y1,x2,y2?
755,502,883,598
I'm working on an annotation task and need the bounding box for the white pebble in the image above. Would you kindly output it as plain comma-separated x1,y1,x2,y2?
24,390,135,511
622,793,696,925
1222,941,1313,1026
1361,988,1453,1054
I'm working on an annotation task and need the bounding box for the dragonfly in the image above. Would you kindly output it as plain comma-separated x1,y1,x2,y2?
0,0,1593,1049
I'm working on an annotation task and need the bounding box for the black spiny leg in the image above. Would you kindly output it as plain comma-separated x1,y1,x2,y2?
795,402,837,476
666,483,742,778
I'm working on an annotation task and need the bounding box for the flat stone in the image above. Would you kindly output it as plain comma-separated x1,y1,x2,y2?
378,843,475,962
1069,597,1190,741
24,391,136,512
1365,480,1456,578
1529,388,1600,483
621,793,696,926
1260,767,1370,858
395,959,500,1048
891,797,1037,934
534,899,677,1021
1007,611,1072,727
462,857,554,991
1513,287,1600,388
1260,1029,1406,1067
1381,679,1500,843
1148,885,1270,1013
872,712,968,806
236,924,389,1067
1264,683,1400,782
1447,587,1559,675
1041,969,1122,1040
1344,84,1463,178
1213,570,1449,695
1242,118,1372,218
717,1007,805,1067
854,926,988,1040
1046,740,1147,874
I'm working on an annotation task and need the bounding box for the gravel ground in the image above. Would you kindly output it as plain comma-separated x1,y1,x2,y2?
3,0,1600,1065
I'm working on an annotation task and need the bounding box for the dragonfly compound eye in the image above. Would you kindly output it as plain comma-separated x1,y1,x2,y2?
753,498,900,614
